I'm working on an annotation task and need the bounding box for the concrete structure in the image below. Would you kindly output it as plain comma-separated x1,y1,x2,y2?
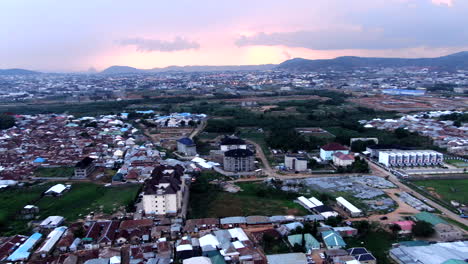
320,143,349,161
285,155,308,171
177,138,197,156
412,212,463,242
389,241,468,264
220,136,247,152
223,149,255,172
333,152,355,167
336,197,362,217
74,157,96,178
378,150,443,167
266,253,308,264
142,165,186,215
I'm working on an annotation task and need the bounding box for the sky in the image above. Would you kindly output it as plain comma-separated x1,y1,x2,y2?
1,0,467,72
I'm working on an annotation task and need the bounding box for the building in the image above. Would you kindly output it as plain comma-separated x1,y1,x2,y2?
223,149,255,172
333,152,355,167
336,197,362,217
321,231,346,249
6,233,43,262
391,221,415,235
389,241,468,264
412,212,463,242
44,184,70,196
39,216,65,229
347,248,377,264
177,138,197,156
382,88,426,96
266,253,308,264
287,234,320,251
220,136,247,152
142,165,186,215
36,226,67,255
378,150,443,167
74,157,96,178
320,143,349,161
284,155,308,171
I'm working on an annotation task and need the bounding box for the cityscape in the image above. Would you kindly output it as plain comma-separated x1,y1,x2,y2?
0,1,467,264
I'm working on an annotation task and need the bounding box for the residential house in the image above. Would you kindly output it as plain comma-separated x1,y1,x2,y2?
320,143,349,161
177,138,197,156
322,231,346,249
413,212,463,242
223,149,255,172
284,155,308,172
74,157,96,178
333,152,355,167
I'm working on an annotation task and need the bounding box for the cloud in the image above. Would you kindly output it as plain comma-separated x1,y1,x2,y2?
235,24,468,50
118,37,200,52
431,0,453,6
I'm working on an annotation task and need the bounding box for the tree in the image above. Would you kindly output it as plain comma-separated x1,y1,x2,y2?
325,216,343,227
412,221,435,237
353,220,371,235
453,120,461,127
395,128,410,139
0,114,15,130
389,224,402,238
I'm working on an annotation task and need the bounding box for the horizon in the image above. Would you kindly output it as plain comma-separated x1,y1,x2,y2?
1,0,468,72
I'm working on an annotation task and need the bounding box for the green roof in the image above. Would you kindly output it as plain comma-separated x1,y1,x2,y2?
288,234,320,250
413,212,448,226
321,231,346,248
209,252,226,264
398,240,430,247
442,259,467,264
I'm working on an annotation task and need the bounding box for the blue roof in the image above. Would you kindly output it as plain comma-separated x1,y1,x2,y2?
34,157,46,163
7,233,42,261
136,110,154,114
177,137,195,146
321,231,346,247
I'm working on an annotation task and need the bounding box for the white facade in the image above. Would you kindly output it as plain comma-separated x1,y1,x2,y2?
220,144,247,152
379,150,443,167
284,155,308,171
336,197,362,217
143,192,179,215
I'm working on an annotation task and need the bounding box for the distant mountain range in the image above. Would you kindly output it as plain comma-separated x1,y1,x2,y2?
0,69,41,75
2,51,468,75
100,64,276,74
277,51,468,71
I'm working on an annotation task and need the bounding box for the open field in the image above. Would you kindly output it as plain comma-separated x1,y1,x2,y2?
35,167,74,178
188,175,308,219
36,183,141,220
0,182,141,235
445,159,468,168
413,179,468,204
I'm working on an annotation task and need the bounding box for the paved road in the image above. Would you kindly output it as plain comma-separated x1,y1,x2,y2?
368,161,468,231
189,119,207,139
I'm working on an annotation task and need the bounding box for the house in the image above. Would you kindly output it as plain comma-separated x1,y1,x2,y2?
6,233,42,262
0,235,28,261
413,212,463,242
348,248,377,264
44,184,70,196
177,138,197,156
333,152,355,167
36,226,67,255
266,253,308,264
184,218,220,234
321,231,346,249
320,143,349,161
220,217,247,228
83,221,120,247
336,197,362,217
285,155,308,172
20,205,39,220
223,149,255,172
74,157,96,178
391,221,415,235
332,227,358,237
287,233,320,251
142,165,186,216
39,216,65,229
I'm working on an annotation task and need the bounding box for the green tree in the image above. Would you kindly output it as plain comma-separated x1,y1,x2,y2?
0,114,15,129
412,221,435,237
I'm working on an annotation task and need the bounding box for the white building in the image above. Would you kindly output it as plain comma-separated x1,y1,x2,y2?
142,165,186,216
36,226,67,254
220,136,247,152
320,143,349,161
336,197,362,217
284,155,308,171
378,150,443,167
40,216,65,229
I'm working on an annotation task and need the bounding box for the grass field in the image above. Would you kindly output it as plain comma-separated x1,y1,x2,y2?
35,167,74,178
444,159,468,168
0,182,141,235
413,179,468,204
188,176,308,219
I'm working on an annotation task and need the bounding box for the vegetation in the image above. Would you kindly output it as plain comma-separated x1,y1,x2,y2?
262,233,290,254
413,179,468,204
0,114,15,129
188,174,308,219
34,167,74,178
412,221,435,237
336,157,370,173
0,182,140,236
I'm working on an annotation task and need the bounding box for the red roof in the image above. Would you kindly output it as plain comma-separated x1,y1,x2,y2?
393,221,415,231
321,142,348,151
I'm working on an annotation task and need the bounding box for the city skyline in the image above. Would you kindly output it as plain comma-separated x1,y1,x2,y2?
1,0,467,72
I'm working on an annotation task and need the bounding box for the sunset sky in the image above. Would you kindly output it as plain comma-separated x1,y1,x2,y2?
1,0,467,72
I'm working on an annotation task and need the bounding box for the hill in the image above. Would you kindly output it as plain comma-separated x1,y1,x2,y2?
100,64,275,74
277,51,468,71
0,69,41,75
